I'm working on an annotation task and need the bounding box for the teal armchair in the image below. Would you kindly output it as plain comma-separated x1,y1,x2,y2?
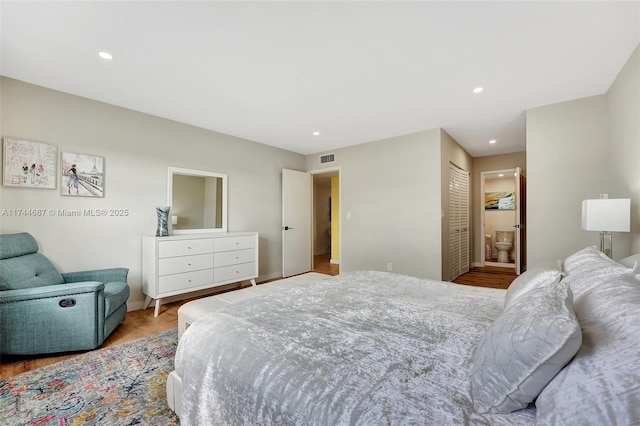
0,233,130,355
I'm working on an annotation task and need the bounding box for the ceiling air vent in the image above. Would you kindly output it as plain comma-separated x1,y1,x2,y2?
320,153,335,164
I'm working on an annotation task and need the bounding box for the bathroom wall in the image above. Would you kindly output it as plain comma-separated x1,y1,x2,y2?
484,178,516,261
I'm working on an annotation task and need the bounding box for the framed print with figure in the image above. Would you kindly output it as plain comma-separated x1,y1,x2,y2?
61,152,105,197
2,137,57,189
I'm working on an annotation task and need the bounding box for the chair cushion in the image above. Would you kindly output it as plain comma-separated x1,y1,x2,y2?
104,281,130,317
0,253,65,290
0,233,39,260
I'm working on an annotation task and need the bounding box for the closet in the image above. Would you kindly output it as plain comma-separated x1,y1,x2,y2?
448,164,470,281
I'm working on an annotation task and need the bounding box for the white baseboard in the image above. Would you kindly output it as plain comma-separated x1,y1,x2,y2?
330,259,340,264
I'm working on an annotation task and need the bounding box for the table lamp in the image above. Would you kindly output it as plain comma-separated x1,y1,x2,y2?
581,195,630,258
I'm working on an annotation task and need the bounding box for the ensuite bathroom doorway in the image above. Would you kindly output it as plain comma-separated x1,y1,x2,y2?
480,167,526,274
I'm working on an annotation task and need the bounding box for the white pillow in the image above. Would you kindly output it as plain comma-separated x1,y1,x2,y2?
504,260,562,307
561,246,630,299
618,253,640,273
536,273,640,424
470,281,582,414
618,253,640,267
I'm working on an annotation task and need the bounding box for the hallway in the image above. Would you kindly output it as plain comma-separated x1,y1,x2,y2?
313,254,339,276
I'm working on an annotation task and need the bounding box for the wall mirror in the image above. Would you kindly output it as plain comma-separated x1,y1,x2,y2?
167,166,227,233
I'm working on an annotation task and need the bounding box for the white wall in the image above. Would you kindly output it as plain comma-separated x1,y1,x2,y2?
526,95,609,265
527,43,640,264
306,129,443,280
0,77,305,309
608,44,640,255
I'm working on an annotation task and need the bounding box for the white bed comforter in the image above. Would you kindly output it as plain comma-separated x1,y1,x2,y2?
176,271,536,425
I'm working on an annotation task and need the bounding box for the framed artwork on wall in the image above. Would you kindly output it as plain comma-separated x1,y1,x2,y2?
2,137,57,189
485,192,515,210
61,152,105,197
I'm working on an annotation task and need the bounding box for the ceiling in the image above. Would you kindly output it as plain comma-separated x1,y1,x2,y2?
1,1,638,157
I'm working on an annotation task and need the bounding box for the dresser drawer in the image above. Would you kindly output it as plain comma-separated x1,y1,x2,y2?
158,253,214,276
214,249,255,267
158,239,213,258
213,235,255,252
158,269,214,293
214,262,256,283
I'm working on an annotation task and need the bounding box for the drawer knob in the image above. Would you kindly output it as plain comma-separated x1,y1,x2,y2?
235,270,239,274
235,242,239,245
187,246,192,249
235,256,239,259
187,279,192,282
187,262,192,266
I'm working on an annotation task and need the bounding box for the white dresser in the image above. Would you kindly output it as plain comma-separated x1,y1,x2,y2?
142,232,258,316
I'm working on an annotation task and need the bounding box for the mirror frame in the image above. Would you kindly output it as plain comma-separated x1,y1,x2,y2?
167,166,228,234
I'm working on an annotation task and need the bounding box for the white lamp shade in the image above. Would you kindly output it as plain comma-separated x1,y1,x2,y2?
581,198,630,232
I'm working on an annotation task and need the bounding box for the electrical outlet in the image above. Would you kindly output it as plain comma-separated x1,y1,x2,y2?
387,262,392,271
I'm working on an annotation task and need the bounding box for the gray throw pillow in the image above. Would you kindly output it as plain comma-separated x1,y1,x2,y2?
470,281,582,414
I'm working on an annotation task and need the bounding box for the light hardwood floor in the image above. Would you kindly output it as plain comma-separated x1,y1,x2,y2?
313,253,340,276
0,263,513,378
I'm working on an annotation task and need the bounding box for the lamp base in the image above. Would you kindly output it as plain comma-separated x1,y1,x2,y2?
600,232,613,258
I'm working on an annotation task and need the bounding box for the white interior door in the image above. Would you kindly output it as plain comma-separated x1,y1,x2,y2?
282,169,312,277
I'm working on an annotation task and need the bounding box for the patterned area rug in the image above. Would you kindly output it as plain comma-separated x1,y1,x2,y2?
0,329,179,425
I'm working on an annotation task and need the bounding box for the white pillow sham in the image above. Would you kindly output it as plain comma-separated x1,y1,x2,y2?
470,281,582,414
504,259,562,307
618,253,640,274
536,272,640,425
561,246,630,300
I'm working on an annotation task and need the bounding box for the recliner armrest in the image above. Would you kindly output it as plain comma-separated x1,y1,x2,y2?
62,268,129,284
0,281,104,303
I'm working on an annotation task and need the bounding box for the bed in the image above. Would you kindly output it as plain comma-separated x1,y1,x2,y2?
169,246,640,425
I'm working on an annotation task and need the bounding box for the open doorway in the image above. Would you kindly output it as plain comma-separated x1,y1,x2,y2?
480,167,526,274
311,169,340,276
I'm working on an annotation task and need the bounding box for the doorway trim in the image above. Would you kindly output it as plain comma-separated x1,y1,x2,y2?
309,166,342,273
480,168,520,270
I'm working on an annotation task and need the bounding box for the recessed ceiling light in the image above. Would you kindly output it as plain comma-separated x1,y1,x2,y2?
489,139,496,144
498,174,504,177
98,51,113,60
473,87,484,93
313,131,320,136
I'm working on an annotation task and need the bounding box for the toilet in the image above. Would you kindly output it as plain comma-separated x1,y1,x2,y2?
494,230,514,263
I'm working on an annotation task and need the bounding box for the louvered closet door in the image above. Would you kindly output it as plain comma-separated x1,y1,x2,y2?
449,164,470,281
448,168,460,280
